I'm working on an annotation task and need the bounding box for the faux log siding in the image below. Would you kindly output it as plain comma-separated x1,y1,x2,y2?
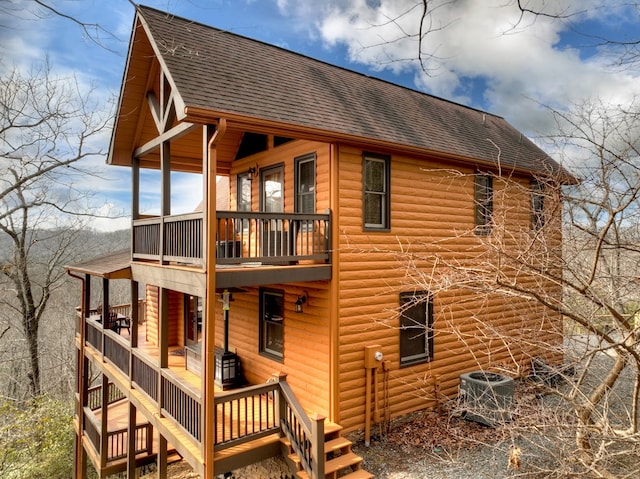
213,283,332,417
144,286,185,348
146,285,159,346
229,140,331,213
335,145,562,432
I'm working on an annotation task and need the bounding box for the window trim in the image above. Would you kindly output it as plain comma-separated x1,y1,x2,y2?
362,153,391,231
399,291,433,367
259,163,284,213
259,288,284,362
295,153,316,214
474,172,493,235
531,179,545,230
237,173,252,212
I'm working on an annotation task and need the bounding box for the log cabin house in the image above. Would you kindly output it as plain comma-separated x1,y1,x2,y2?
65,5,569,479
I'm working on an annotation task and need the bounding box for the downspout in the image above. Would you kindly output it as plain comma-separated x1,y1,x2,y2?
203,118,227,479
67,269,87,479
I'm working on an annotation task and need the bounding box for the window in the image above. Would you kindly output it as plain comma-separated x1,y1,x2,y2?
363,154,390,229
260,164,284,213
295,153,316,214
236,172,252,234
184,295,202,347
399,292,433,366
237,173,251,212
531,179,545,230
474,173,493,234
260,289,284,361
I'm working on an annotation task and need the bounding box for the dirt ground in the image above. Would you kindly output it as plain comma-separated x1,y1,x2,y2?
152,410,517,479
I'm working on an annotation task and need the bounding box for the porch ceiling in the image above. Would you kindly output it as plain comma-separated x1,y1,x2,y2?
65,249,132,280
133,122,244,175
216,264,332,289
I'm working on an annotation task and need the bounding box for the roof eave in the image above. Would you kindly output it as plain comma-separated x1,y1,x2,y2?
185,105,565,180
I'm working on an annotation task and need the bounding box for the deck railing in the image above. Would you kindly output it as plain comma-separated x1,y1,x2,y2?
104,333,130,375
87,382,126,411
213,382,280,449
82,310,325,478
86,318,103,352
161,371,201,441
213,374,325,479
83,406,153,464
131,352,158,402
107,423,153,462
278,377,325,479
132,210,331,266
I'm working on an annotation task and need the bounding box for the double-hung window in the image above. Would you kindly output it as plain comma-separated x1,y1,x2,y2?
259,288,284,361
236,172,252,235
399,291,433,366
363,153,390,230
531,179,545,230
474,172,493,234
295,153,316,214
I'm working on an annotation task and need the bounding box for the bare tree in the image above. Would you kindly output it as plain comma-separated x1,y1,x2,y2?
385,98,640,478
0,0,121,53
0,61,111,399
512,1,640,68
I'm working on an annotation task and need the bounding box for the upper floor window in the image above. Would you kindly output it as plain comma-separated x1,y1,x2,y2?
399,291,433,367
474,172,493,234
363,153,390,230
260,164,284,213
237,173,252,212
295,153,316,214
531,179,545,230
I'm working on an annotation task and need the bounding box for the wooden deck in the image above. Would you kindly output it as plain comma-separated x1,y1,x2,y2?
84,316,310,477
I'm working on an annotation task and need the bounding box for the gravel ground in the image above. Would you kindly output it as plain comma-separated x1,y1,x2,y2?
153,337,639,478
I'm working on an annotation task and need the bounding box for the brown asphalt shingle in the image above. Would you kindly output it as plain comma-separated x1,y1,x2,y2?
137,5,566,177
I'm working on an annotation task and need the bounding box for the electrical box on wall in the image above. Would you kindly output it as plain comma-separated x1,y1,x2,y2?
364,345,383,368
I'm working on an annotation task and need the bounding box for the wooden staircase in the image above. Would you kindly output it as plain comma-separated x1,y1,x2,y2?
282,421,373,479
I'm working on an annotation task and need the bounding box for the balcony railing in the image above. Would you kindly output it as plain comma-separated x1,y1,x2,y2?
132,211,331,267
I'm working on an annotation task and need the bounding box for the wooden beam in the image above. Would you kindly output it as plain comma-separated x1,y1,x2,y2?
204,120,225,479
147,91,163,133
133,122,198,158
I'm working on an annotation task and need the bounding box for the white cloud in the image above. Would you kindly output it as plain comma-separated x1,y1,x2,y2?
277,0,640,137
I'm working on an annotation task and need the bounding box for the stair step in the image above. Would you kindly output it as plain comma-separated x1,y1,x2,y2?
325,436,353,454
339,469,374,479
324,421,343,437
294,452,363,479
325,452,362,475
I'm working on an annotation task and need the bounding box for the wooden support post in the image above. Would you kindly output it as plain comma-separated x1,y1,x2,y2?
100,374,109,469
203,121,223,479
158,433,168,479
310,414,326,479
126,402,136,478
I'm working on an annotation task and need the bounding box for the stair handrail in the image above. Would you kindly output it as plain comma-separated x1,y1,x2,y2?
275,373,325,479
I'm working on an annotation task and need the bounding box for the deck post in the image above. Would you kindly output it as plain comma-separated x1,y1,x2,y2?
158,433,168,479
310,414,326,479
100,374,109,469
204,121,223,479
126,402,136,478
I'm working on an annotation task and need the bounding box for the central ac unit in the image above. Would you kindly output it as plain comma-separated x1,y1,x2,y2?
459,371,514,426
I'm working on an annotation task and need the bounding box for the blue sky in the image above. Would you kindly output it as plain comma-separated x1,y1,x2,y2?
1,0,639,230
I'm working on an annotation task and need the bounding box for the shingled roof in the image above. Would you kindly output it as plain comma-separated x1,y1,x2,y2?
118,5,565,177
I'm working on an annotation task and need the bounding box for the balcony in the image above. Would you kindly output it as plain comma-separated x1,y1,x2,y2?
133,210,331,266
132,210,332,288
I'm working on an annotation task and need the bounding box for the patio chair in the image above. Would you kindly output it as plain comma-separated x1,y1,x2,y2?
107,311,120,332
